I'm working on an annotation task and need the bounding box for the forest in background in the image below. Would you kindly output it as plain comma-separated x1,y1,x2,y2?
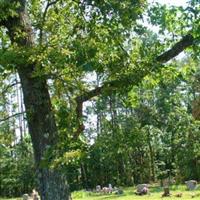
2,58,200,197
0,0,200,199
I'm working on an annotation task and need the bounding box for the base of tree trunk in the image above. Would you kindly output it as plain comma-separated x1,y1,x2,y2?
162,187,171,197
37,168,70,200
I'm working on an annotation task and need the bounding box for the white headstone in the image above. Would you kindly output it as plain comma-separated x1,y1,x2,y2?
185,180,197,190
22,194,29,200
96,185,101,192
136,184,148,193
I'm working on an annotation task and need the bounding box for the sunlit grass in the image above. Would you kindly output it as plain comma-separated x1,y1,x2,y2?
72,185,200,200
0,198,21,200
1,185,200,200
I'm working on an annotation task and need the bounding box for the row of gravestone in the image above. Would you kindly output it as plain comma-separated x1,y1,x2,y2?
96,184,123,194
22,180,198,199
135,180,198,196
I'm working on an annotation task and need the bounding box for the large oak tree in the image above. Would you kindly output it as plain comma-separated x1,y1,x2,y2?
0,0,199,199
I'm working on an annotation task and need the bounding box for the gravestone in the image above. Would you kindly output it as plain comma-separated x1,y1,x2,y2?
185,180,197,190
117,189,123,194
113,186,124,195
108,183,113,193
96,185,101,192
22,194,29,200
115,188,123,195
136,184,149,195
137,184,148,192
31,189,40,200
33,194,39,200
102,187,108,193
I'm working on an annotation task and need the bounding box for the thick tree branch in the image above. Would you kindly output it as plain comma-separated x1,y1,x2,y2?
73,33,196,139
156,34,194,63
79,34,195,102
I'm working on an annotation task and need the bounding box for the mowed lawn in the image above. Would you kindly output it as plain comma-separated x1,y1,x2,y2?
1,185,200,200
72,185,200,200
0,199,21,200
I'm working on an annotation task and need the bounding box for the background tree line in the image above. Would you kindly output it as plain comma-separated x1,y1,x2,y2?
1,58,200,196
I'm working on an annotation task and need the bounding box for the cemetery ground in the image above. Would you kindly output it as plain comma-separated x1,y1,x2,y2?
1,185,200,200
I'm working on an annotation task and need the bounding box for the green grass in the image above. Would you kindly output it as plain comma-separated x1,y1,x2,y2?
0,199,21,200
1,185,200,200
72,185,200,200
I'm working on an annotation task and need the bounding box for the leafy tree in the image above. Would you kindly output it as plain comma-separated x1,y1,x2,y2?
0,0,199,199
0,134,35,197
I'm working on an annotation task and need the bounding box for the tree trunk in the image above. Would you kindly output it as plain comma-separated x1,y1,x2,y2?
147,129,155,182
3,1,70,199
80,163,88,189
18,67,70,200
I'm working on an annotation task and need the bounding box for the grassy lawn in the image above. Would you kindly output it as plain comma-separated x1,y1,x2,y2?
1,185,200,200
72,185,200,200
0,199,21,200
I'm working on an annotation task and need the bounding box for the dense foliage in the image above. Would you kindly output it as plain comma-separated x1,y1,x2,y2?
0,0,199,199
80,59,200,189
0,136,35,197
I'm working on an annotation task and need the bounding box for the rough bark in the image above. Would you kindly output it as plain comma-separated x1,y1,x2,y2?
19,72,70,199
1,1,70,199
